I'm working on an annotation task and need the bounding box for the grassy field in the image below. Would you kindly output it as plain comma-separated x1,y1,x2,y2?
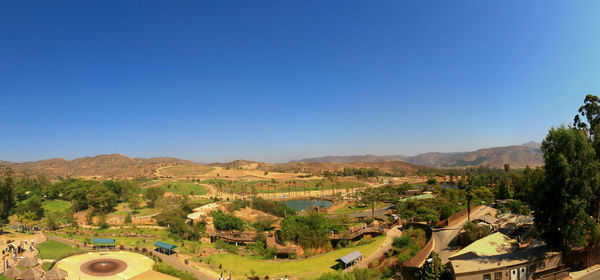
148,181,208,196
42,200,71,213
207,236,385,279
38,240,81,260
159,165,215,177
333,202,388,215
202,179,367,195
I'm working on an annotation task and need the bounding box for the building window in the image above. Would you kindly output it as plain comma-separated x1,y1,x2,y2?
539,261,545,270
483,274,491,280
494,272,502,279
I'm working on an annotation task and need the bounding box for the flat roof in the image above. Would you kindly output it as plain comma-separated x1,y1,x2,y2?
451,242,559,274
92,238,115,244
154,241,177,250
338,251,362,265
450,232,517,260
399,193,434,202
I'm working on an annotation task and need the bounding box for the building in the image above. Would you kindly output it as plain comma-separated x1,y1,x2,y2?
450,233,565,280
337,251,363,269
186,202,224,224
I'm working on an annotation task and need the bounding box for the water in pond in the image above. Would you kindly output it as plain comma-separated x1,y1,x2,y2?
284,199,333,211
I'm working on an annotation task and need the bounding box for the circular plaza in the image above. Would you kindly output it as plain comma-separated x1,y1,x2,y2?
54,251,154,279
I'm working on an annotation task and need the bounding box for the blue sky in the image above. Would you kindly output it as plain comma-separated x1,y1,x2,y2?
1,1,599,163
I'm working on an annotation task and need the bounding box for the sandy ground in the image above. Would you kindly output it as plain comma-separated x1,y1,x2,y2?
55,251,154,280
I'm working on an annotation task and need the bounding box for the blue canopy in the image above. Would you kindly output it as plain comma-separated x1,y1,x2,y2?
154,241,177,250
92,238,115,245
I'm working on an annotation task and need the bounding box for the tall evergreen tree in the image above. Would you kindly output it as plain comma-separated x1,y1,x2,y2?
532,126,599,250
0,167,15,222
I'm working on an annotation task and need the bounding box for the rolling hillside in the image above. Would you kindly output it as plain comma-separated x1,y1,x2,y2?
2,154,194,179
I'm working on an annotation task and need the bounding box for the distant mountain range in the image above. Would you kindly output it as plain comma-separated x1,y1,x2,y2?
0,142,543,179
290,142,543,168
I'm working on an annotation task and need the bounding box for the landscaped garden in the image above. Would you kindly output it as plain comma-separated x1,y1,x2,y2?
38,240,82,260
207,236,385,279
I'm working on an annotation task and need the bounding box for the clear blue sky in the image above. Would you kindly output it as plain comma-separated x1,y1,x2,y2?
1,1,599,163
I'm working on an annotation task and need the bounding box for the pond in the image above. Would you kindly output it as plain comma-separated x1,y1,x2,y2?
283,199,333,212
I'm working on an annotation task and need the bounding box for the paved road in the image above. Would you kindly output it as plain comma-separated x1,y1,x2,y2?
433,205,495,263
578,268,600,280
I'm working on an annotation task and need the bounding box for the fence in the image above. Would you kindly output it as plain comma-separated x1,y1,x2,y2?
400,223,434,268
563,245,600,269
435,205,483,228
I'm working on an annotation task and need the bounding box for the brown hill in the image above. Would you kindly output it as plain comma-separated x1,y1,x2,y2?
4,154,194,179
291,142,543,168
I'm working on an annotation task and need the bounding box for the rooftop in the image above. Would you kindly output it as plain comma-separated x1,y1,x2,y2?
92,238,115,244
338,251,363,265
450,232,517,260
475,215,499,225
154,241,177,250
399,193,434,202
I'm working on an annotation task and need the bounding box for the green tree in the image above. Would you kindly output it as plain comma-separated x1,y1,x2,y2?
419,252,444,280
531,126,599,251
144,187,165,208
0,167,15,221
16,195,44,220
86,184,118,213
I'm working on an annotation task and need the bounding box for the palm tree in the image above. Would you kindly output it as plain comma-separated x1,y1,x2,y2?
466,185,474,221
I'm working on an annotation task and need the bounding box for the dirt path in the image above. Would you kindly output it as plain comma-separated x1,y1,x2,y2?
351,226,403,270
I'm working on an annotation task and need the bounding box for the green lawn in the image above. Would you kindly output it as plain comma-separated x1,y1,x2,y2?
0,274,10,280
333,202,387,215
133,207,160,216
159,165,215,177
42,200,71,213
38,240,81,260
148,181,208,196
208,236,385,279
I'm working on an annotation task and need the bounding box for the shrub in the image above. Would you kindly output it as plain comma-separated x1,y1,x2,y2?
153,262,196,280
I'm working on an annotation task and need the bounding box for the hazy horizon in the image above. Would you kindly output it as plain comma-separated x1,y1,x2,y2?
2,1,598,163
1,140,540,164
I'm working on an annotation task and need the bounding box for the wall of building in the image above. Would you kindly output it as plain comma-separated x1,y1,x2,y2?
454,253,562,280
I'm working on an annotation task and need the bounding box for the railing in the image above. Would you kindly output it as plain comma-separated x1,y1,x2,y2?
212,231,257,243
330,226,385,240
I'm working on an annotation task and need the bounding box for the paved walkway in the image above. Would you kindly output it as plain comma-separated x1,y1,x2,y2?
433,205,495,263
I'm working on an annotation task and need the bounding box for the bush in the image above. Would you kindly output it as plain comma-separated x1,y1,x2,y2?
153,261,196,280
458,221,491,246
214,239,239,254
211,211,245,231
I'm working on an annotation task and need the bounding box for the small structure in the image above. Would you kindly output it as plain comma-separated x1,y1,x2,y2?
450,233,563,280
17,256,39,268
21,267,44,280
337,251,363,269
474,215,499,230
4,267,24,279
154,241,177,255
92,238,115,249
44,267,68,280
